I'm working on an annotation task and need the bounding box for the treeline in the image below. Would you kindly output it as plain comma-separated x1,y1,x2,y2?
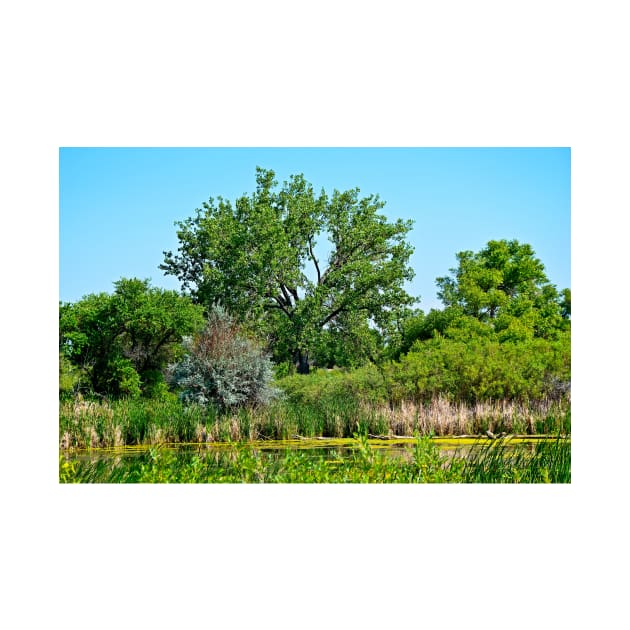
60,240,570,408
60,168,570,411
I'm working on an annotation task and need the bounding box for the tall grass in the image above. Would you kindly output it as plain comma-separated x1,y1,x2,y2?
374,397,570,436
460,435,571,483
59,394,570,449
59,396,206,448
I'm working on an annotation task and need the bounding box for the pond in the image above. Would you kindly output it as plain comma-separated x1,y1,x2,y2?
60,435,551,470
60,434,570,482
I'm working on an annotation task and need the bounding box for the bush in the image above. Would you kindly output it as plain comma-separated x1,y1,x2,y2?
384,332,570,404
141,369,173,399
167,305,279,410
276,364,388,407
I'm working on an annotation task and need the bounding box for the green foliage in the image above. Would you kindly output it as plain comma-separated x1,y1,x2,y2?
161,167,416,372
167,305,279,410
59,353,85,399
394,306,493,358
460,436,571,483
435,239,569,338
106,356,142,398
272,361,294,379
59,455,79,483
386,331,570,404
386,240,570,403
559,287,571,319
59,278,204,398
140,369,171,399
276,365,388,407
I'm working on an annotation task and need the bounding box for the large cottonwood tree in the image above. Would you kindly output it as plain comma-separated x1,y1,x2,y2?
161,168,416,373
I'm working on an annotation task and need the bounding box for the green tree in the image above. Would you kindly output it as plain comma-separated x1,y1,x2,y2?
161,167,416,373
559,287,571,319
435,239,569,339
59,278,205,397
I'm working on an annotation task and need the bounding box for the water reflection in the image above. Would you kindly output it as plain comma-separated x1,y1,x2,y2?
62,436,542,468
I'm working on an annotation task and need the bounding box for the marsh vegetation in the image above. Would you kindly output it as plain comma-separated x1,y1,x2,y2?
60,433,570,483
59,394,569,449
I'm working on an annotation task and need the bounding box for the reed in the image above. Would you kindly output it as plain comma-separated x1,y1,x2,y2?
373,397,569,437
60,394,570,449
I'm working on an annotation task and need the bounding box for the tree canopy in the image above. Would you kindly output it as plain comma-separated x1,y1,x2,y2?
59,278,204,397
391,239,571,364
161,167,416,373
434,239,570,341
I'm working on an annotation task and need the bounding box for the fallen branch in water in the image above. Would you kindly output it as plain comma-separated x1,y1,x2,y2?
368,433,414,440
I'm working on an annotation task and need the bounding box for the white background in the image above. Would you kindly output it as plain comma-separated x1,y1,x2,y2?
1,1,627,628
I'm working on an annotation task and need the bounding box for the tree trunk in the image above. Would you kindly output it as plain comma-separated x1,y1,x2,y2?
295,350,310,375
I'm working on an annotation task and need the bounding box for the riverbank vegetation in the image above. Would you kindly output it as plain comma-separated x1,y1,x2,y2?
59,392,569,449
60,433,570,483
59,168,570,481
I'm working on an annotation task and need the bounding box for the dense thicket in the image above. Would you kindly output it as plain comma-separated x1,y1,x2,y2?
384,239,571,403
276,329,569,407
385,333,570,404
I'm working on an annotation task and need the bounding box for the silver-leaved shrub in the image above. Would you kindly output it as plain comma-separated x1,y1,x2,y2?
167,305,279,410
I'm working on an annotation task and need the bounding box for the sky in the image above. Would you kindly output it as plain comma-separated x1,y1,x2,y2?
59,147,570,312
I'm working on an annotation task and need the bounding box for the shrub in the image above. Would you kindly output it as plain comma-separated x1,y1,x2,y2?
384,332,570,404
276,364,388,407
141,369,172,399
167,305,279,410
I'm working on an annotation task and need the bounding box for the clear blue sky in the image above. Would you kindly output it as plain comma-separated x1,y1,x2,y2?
59,147,570,312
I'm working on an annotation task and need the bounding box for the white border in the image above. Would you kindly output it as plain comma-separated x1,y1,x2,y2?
3,2,627,629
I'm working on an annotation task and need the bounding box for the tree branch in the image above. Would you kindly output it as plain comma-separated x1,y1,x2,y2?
266,296,293,319
319,304,348,328
320,240,367,287
308,236,321,285
279,283,295,308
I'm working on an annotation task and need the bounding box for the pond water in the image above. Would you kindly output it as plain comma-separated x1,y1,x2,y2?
62,435,545,466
